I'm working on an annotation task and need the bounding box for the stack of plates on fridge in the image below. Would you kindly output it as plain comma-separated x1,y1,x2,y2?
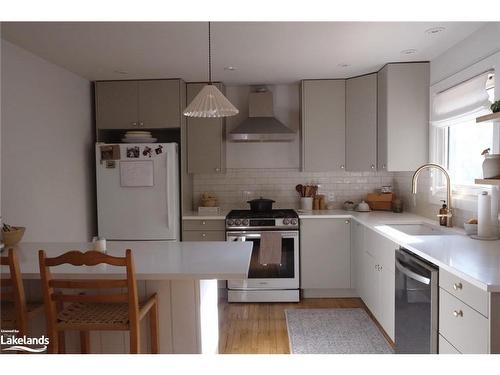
121,131,157,143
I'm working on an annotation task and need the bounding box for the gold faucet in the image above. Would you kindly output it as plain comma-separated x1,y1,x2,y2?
411,163,453,227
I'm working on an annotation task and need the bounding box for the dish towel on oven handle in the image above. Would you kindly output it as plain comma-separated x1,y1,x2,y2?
259,232,282,265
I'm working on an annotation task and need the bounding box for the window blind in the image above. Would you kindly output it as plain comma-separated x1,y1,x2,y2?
431,71,493,128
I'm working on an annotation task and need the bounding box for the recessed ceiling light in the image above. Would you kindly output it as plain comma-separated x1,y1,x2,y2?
224,66,237,71
338,63,350,68
425,27,446,35
400,49,418,55
114,70,129,75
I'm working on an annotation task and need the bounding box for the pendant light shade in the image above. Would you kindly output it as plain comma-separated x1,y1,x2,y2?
183,84,239,117
184,22,239,118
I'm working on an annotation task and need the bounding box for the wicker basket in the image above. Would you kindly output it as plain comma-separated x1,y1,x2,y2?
2,227,26,246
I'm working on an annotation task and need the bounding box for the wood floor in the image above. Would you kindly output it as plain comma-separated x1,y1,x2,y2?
218,297,380,354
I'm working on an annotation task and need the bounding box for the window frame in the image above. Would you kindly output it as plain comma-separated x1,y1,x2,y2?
429,54,500,209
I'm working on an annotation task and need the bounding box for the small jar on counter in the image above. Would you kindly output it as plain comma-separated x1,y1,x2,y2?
392,198,403,213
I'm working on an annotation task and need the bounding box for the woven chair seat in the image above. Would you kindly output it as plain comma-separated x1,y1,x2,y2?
57,302,130,327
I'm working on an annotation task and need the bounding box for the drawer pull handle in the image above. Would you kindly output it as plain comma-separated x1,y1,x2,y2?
453,310,463,318
202,221,206,225
202,233,206,237
453,282,463,290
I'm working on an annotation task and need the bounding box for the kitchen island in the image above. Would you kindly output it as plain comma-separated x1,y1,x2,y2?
2,241,252,354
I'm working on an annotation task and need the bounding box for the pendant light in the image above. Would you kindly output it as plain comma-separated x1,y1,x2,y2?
184,22,239,118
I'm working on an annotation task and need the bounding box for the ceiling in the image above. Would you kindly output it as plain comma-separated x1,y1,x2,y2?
1,22,486,84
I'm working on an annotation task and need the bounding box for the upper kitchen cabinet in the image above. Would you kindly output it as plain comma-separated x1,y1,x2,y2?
301,80,346,172
377,62,430,171
138,80,182,128
95,79,183,129
346,73,377,171
186,82,226,174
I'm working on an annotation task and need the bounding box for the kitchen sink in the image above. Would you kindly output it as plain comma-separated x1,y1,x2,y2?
387,223,446,236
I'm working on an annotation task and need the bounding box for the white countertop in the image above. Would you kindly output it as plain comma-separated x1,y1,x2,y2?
1,241,252,281
182,210,228,220
300,210,500,292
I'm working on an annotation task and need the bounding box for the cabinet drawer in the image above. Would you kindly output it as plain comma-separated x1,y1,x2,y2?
439,334,461,354
439,288,489,354
182,220,225,231
182,230,226,241
440,268,488,317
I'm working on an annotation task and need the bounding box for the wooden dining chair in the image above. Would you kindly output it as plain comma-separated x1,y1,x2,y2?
38,249,159,354
1,248,44,339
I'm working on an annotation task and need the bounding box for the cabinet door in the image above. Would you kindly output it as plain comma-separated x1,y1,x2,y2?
361,250,378,315
346,73,377,171
186,83,226,174
378,265,395,341
350,220,365,292
138,80,181,128
95,81,139,129
301,80,346,171
377,68,388,171
366,228,396,273
378,63,429,171
300,218,351,290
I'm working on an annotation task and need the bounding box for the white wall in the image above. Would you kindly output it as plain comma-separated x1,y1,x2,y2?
225,84,300,169
1,40,94,241
431,23,500,85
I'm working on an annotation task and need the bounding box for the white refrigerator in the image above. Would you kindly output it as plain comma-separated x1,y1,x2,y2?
96,142,179,241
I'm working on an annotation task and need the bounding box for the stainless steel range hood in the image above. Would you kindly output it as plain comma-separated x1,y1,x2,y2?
229,90,296,142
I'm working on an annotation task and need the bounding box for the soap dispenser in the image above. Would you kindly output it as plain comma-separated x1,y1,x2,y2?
439,200,448,227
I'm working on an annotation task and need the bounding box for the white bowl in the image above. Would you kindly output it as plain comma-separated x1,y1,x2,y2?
464,223,478,236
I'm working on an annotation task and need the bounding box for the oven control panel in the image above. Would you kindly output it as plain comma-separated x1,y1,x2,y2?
226,218,298,230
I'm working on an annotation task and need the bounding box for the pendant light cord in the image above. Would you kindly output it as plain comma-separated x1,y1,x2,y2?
208,21,212,84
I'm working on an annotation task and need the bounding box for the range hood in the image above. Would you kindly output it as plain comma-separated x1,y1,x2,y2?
229,90,296,142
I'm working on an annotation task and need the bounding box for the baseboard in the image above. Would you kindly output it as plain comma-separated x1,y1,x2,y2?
301,288,359,298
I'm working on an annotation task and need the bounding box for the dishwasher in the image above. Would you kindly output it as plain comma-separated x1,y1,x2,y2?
395,248,439,354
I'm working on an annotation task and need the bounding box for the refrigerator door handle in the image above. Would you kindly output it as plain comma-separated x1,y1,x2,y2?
165,151,170,229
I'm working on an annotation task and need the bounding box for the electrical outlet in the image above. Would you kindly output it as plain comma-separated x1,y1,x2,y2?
328,192,336,202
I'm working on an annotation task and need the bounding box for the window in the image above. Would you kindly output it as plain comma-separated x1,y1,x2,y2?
431,72,496,197
446,86,495,189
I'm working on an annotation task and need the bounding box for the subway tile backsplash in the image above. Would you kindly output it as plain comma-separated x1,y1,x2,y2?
193,169,397,210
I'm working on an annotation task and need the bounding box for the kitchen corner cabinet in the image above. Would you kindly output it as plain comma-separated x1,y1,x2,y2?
346,73,377,171
377,63,430,171
95,79,182,129
186,83,226,174
300,218,351,295
301,80,346,172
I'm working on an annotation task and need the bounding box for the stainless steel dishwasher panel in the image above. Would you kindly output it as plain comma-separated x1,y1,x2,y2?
395,248,439,354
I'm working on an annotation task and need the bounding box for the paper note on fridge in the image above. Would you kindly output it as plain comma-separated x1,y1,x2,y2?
120,161,154,187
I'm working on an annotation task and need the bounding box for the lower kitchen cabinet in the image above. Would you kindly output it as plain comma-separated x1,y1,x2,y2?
300,218,351,296
182,219,225,241
357,227,396,341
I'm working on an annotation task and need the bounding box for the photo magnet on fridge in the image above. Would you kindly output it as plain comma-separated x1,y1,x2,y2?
126,146,140,158
143,146,152,157
100,144,120,162
155,145,163,155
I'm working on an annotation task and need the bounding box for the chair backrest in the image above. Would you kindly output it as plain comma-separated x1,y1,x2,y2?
38,249,139,327
0,248,28,334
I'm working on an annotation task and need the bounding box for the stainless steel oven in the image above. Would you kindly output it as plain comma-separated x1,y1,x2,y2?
225,209,300,302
